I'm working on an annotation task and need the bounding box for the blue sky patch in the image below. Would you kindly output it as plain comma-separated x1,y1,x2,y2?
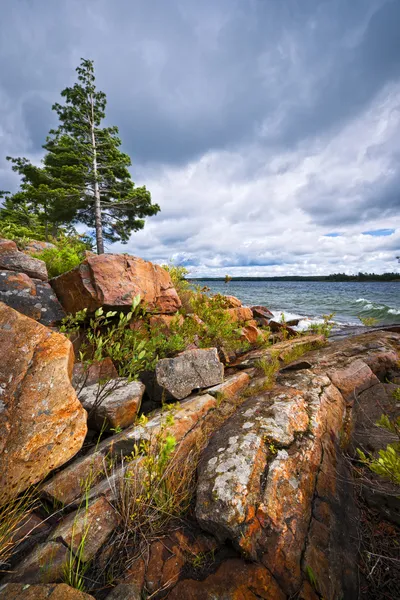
362,229,395,237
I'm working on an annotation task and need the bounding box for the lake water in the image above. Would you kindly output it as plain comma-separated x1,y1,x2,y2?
195,280,400,329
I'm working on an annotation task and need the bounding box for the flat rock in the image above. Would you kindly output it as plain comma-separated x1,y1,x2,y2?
0,584,95,599
0,251,48,280
0,270,65,325
327,358,379,402
0,303,87,502
232,335,326,368
203,371,250,399
155,348,224,399
79,378,145,430
50,253,181,314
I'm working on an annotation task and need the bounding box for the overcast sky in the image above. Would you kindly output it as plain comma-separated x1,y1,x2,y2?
0,0,399,276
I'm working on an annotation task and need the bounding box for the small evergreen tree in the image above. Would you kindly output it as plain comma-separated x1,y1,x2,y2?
1,59,159,253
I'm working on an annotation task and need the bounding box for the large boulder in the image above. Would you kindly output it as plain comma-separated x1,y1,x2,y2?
0,270,65,326
155,348,224,400
50,253,181,314
0,303,87,502
0,247,48,281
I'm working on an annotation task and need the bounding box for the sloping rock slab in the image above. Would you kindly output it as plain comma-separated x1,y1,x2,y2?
0,270,65,325
42,393,218,506
0,251,47,280
51,253,181,314
49,496,119,562
156,348,224,400
0,303,87,502
196,386,309,548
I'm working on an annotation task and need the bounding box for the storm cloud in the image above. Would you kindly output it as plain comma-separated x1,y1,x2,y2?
0,0,399,275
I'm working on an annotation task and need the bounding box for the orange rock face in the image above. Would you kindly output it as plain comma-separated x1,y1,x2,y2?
226,306,253,323
0,303,87,502
0,238,18,253
240,324,263,344
167,558,285,600
51,253,181,314
223,295,242,308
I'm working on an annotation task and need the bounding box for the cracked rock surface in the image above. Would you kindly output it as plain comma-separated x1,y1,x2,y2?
195,331,400,598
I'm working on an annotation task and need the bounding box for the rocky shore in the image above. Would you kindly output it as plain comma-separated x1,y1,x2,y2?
0,240,399,600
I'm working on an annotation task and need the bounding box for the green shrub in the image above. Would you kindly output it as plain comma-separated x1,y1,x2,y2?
36,235,92,278
61,296,155,379
162,263,190,295
358,316,378,327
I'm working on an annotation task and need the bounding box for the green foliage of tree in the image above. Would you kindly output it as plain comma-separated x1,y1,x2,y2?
1,59,159,254
0,201,48,243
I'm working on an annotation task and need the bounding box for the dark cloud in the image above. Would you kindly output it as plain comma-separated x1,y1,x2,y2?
0,0,399,275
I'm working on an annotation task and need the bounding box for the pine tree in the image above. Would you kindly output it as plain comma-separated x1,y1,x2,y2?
1,59,160,253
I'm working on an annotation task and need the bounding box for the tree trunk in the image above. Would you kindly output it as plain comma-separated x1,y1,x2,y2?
90,94,104,254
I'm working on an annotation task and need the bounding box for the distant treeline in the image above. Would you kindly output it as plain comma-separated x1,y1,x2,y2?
189,272,400,282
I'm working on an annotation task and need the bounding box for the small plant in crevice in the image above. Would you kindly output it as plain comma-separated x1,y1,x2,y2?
309,313,335,338
358,315,379,327
357,412,400,486
254,356,280,384
305,564,319,591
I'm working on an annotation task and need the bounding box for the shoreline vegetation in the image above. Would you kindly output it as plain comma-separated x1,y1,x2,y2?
190,272,400,282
